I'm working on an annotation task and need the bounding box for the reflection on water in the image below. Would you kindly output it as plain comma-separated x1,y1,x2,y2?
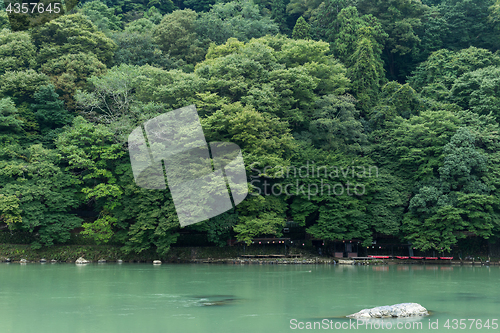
440,266,453,271
372,266,389,271
0,263,498,333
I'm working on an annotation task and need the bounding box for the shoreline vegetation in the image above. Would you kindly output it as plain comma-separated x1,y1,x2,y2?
1,244,498,265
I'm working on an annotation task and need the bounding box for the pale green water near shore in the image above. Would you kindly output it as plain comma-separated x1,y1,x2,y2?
1,263,499,333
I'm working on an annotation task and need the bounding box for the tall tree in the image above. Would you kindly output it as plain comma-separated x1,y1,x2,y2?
355,0,429,81
78,0,124,33
31,84,72,139
271,0,290,34
196,0,279,45
348,36,385,109
152,9,205,65
40,52,107,110
31,14,117,66
292,16,311,39
451,66,500,121
0,29,37,75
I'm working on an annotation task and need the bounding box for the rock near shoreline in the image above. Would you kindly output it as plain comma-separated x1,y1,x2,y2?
75,257,90,264
347,303,428,319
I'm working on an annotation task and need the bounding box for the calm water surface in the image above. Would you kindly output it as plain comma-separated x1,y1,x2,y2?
1,263,499,333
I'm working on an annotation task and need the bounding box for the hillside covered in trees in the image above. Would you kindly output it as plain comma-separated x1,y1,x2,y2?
1,0,500,256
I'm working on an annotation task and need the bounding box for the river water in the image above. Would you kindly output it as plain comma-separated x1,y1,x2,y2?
1,263,499,333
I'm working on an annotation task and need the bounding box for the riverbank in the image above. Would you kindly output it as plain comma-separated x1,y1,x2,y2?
1,243,499,265
0,243,309,263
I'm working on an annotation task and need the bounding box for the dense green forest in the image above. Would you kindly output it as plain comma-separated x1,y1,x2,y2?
1,0,500,255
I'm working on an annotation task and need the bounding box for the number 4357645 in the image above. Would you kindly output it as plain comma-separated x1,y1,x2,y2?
444,319,498,330
5,2,61,14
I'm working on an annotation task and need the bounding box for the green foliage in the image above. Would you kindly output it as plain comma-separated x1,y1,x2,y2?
197,36,349,130
315,6,386,107
79,0,124,33
196,0,279,45
111,30,173,68
355,0,429,80
271,0,290,34
0,29,37,75
414,5,449,63
309,0,354,42
439,128,488,193
81,214,117,244
147,0,175,14
409,47,500,100
451,66,500,121
402,128,500,252
115,168,179,255
0,69,50,104
31,14,117,66
292,16,310,39
153,9,205,64
0,194,22,226
490,0,500,26
347,37,385,109
31,84,72,139
0,144,82,248
143,6,163,24
125,17,156,33
176,0,216,12
0,98,23,135
56,117,125,244
111,17,173,68
286,0,323,17
439,0,500,51
333,6,386,65
40,52,107,110
204,209,239,247
368,81,430,129
309,94,366,152
0,12,10,30
233,195,287,245
371,109,462,185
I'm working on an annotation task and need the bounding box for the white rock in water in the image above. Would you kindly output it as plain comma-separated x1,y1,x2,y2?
347,303,428,318
75,257,90,264
153,260,162,265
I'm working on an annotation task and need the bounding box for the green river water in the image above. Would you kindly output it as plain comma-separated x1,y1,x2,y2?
1,263,499,333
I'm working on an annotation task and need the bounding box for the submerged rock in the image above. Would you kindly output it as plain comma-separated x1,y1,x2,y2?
347,303,428,319
75,257,90,264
